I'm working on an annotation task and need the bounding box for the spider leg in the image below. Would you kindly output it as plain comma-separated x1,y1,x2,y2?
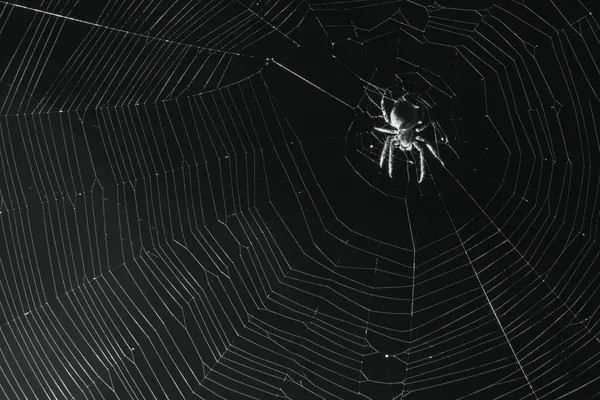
416,136,444,166
375,127,397,135
425,142,444,166
412,141,426,183
381,91,390,125
388,139,394,177
379,137,390,168
415,120,430,133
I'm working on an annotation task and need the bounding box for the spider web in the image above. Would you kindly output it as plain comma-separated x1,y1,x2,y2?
0,0,599,399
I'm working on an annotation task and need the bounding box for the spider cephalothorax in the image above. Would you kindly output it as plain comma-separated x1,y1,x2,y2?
375,92,444,183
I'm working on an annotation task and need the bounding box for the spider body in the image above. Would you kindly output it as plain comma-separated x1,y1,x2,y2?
375,93,444,183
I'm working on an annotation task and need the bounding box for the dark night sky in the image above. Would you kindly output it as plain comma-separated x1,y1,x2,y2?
0,1,599,399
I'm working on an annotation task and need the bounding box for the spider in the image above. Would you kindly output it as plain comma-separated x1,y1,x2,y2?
374,92,444,183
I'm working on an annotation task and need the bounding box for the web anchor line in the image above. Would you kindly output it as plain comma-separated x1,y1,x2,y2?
271,59,353,110
0,1,259,59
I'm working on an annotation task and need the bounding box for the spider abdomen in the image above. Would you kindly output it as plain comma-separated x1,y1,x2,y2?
390,101,419,130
